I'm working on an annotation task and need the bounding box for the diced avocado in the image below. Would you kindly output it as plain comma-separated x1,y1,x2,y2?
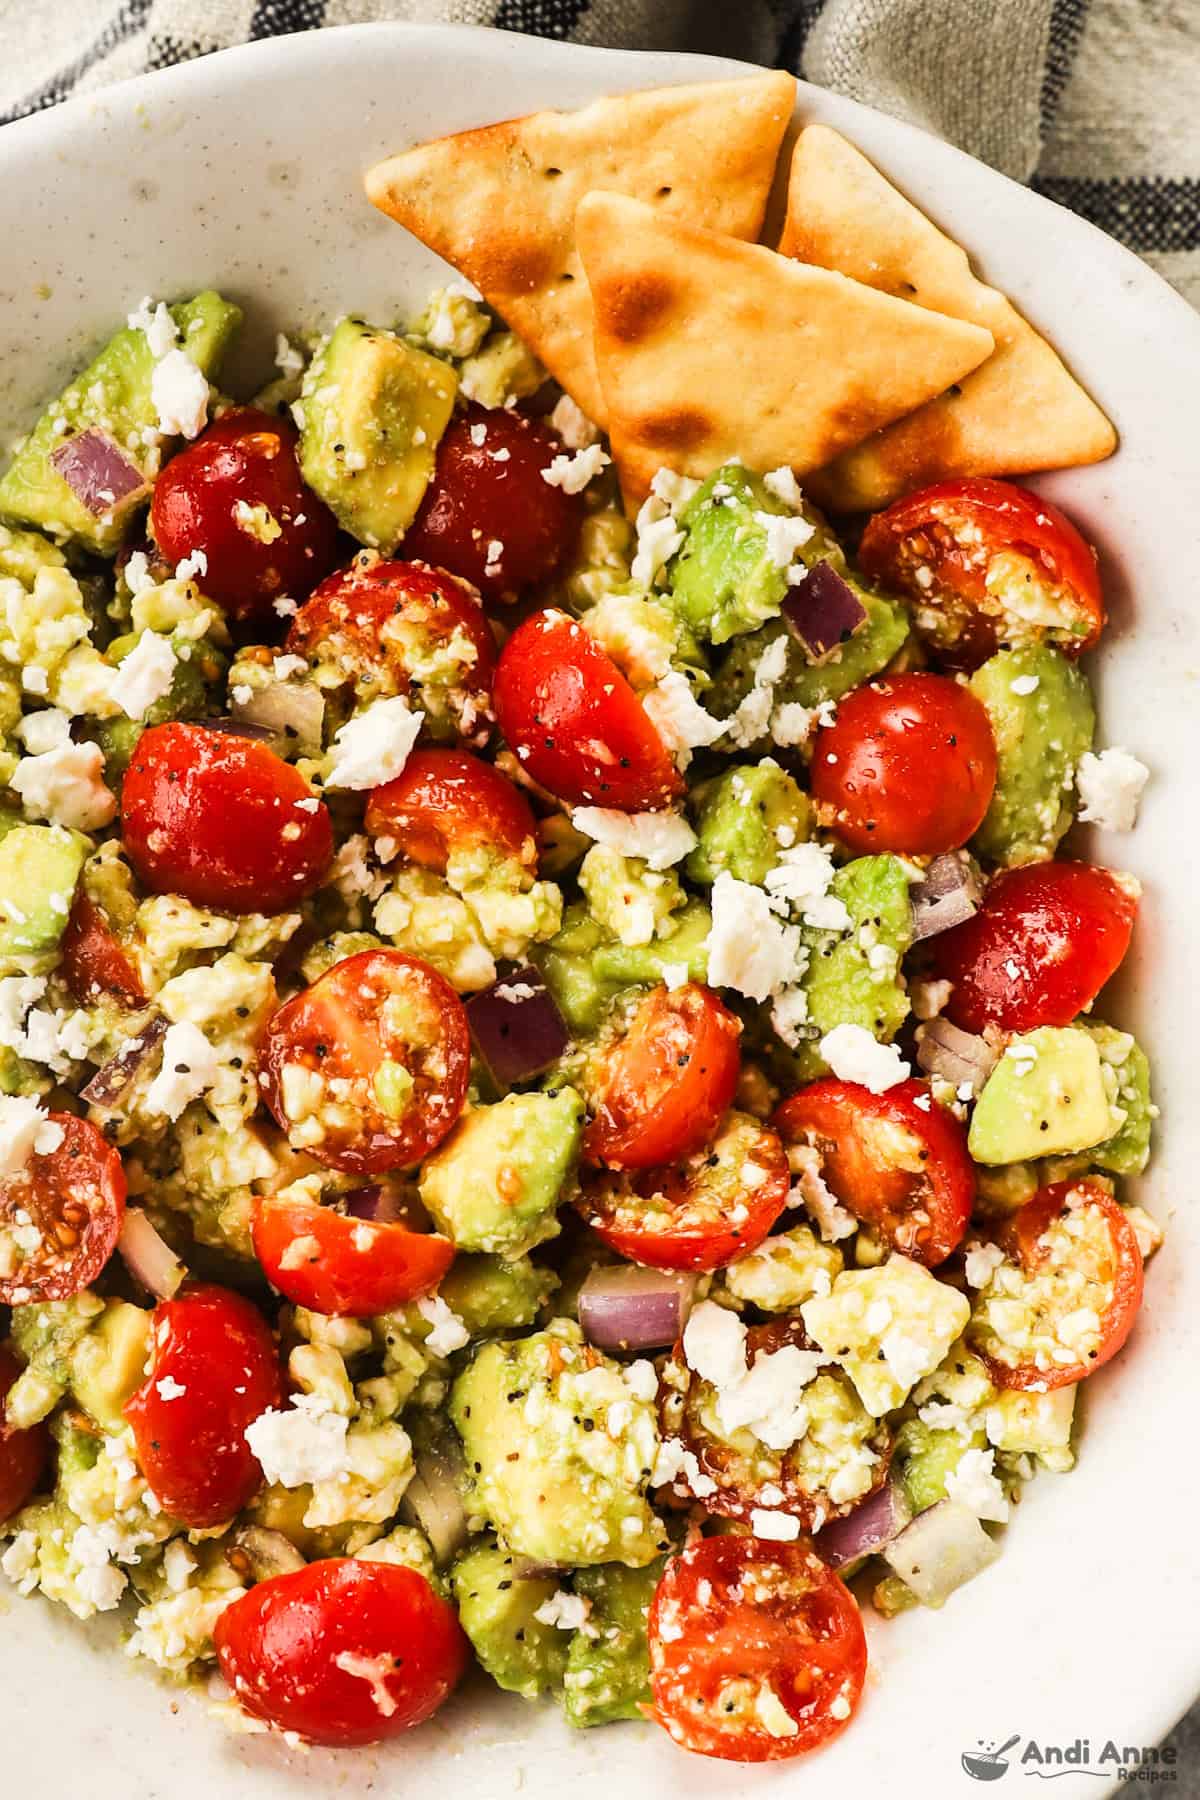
95,627,218,780
532,898,712,1038
687,759,812,886
578,847,686,948
419,1088,583,1257
459,331,545,409
984,1386,1076,1473
968,1026,1119,1163
1085,1023,1155,1176
6,1293,106,1427
68,1302,152,1434
437,1254,559,1336
298,317,457,552
0,293,241,554
894,1416,988,1515
0,521,68,586
591,897,712,988
0,824,88,963
450,1539,569,1699
563,1559,663,1728
969,645,1095,866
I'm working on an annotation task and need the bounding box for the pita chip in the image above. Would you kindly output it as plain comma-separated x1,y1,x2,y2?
364,73,796,426
780,125,1117,512
576,191,996,507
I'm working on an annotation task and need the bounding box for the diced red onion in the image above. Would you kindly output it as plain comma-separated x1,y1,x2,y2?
916,1017,998,1096
813,1477,912,1570
511,1557,572,1581
226,1526,306,1582
909,853,982,941
80,1014,167,1108
882,1498,1000,1607
466,965,569,1089
116,1207,186,1300
578,1265,697,1353
782,562,867,662
230,678,325,757
196,717,276,741
399,1440,470,1566
49,428,149,518
343,1186,408,1225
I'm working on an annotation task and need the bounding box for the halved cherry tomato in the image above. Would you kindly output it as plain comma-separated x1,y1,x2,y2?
582,984,741,1171
364,748,536,874
966,1178,1143,1391
261,949,470,1176
932,861,1138,1035
811,672,996,855
60,890,145,1007
774,1078,973,1266
0,1114,125,1304
648,1534,867,1762
0,1345,49,1523
577,1111,789,1271
287,557,495,745
403,403,584,602
124,1283,282,1528
122,722,333,914
494,609,683,811
858,477,1104,669
214,1558,468,1746
150,406,340,623
252,1194,454,1317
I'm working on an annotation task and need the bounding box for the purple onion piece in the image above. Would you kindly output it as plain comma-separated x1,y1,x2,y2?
511,1557,572,1581
230,679,325,757
813,1477,912,1570
80,1014,167,1108
49,427,149,518
910,852,982,942
195,717,276,741
578,1265,697,1354
782,561,867,663
399,1439,470,1566
343,1186,408,1226
466,965,569,1089
116,1207,186,1299
916,1018,998,1096
226,1526,306,1582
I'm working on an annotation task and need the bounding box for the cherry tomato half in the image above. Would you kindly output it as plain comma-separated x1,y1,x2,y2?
858,477,1104,669
774,1078,974,1267
0,1345,49,1524
494,610,682,811
252,1194,454,1317
214,1558,469,1746
966,1179,1143,1391
150,407,340,623
648,1535,867,1762
124,1283,282,1528
60,890,145,1008
261,949,471,1176
403,404,584,602
582,984,742,1171
811,672,997,855
364,748,537,875
0,1114,125,1305
577,1111,789,1272
932,861,1138,1035
122,722,333,914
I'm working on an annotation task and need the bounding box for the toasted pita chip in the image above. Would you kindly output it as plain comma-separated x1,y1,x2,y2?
576,191,995,508
780,126,1117,512
364,73,796,426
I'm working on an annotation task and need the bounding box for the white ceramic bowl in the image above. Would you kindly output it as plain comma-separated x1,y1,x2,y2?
2,25,1199,1800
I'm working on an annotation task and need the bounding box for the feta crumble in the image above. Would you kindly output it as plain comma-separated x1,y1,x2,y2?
10,740,116,832
570,806,696,870
109,631,177,720
326,696,423,791
1076,747,1150,831
151,349,211,439
540,443,610,493
144,1021,221,1121
244,1393,349,1488
706,872,804,1002
0,1095,64,1177
416,1295,471,1357
640,671,727,768
819,1023,910,1093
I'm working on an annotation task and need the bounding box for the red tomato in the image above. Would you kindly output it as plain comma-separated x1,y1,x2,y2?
648,1535,867,1762
122,722,333,914
60,891,145,1007
403,404,584,602
0,1115,125,1305
364,748,536,874
287,557,496,745
494,610,682,811
967,1179,1143,1391
577,1111,789,1272
252,1194,454,1317
774,1078,974,1267
811,672,997,855
150,407,340,623
125,1283,282,1528
261,949,470,1176
858,477,1104,669
582,984,742,1171
0,1345,49,1523
215,1558,467,1746
932,861,1138,1035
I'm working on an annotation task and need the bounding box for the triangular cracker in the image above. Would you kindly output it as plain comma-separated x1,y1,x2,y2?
576,191,996,507
364,73,796,426
780,125,1117,512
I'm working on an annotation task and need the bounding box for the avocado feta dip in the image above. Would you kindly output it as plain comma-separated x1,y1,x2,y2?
0,271,1156,1766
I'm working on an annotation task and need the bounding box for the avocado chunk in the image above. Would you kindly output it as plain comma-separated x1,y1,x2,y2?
450,1321,668,1567
298,317,458,551
419,1088,583,1256
1044,1022,1155,1179
0,293,241,554
68,1301,152,1434
563,1559,663,1727
894,1415,989,1515
969,1026,1118,1163
687,759,812,886
437,1253,559,1336
591,896,712,989
969,645,1095,866
0,824,88,964
532,898,712,1039
450,1539,569,1698
96,627,220,780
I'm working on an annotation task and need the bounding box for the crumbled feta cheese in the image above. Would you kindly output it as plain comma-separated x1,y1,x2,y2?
1076,747,1149,831
660,963,688,991
911,977,954,1021
801,1258,970,1416
640,671,727,768
0,1096,64,1177
771,702,816,747
548,395,600,449
570,806,696,870
10,741,115,832
416,1295,470,1357
333,1651,400,1718
682,1302,819,1450
144,1021,221,1121
326,696,423,791
726,635,790,749
123,550,155,596
174,549,208,583
127,298,179,359
944,1446,1010,1523
1010,674,1040,696
16,708,71,756
755,1684,800,1739
274,333,306,378
151,349,210,439
622,1360,659,1403
770,983,811,1050
762,466,805,510
754,509,815,569
707,872,804,1002
109,630,177,720
764,842,850,931
540,443,610,493
819,1023,910,1093
156,1376,187,1402
533,1589,591,1631
244,1393,349,1487
749,1508,801,1541
964,1240,1006,1290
